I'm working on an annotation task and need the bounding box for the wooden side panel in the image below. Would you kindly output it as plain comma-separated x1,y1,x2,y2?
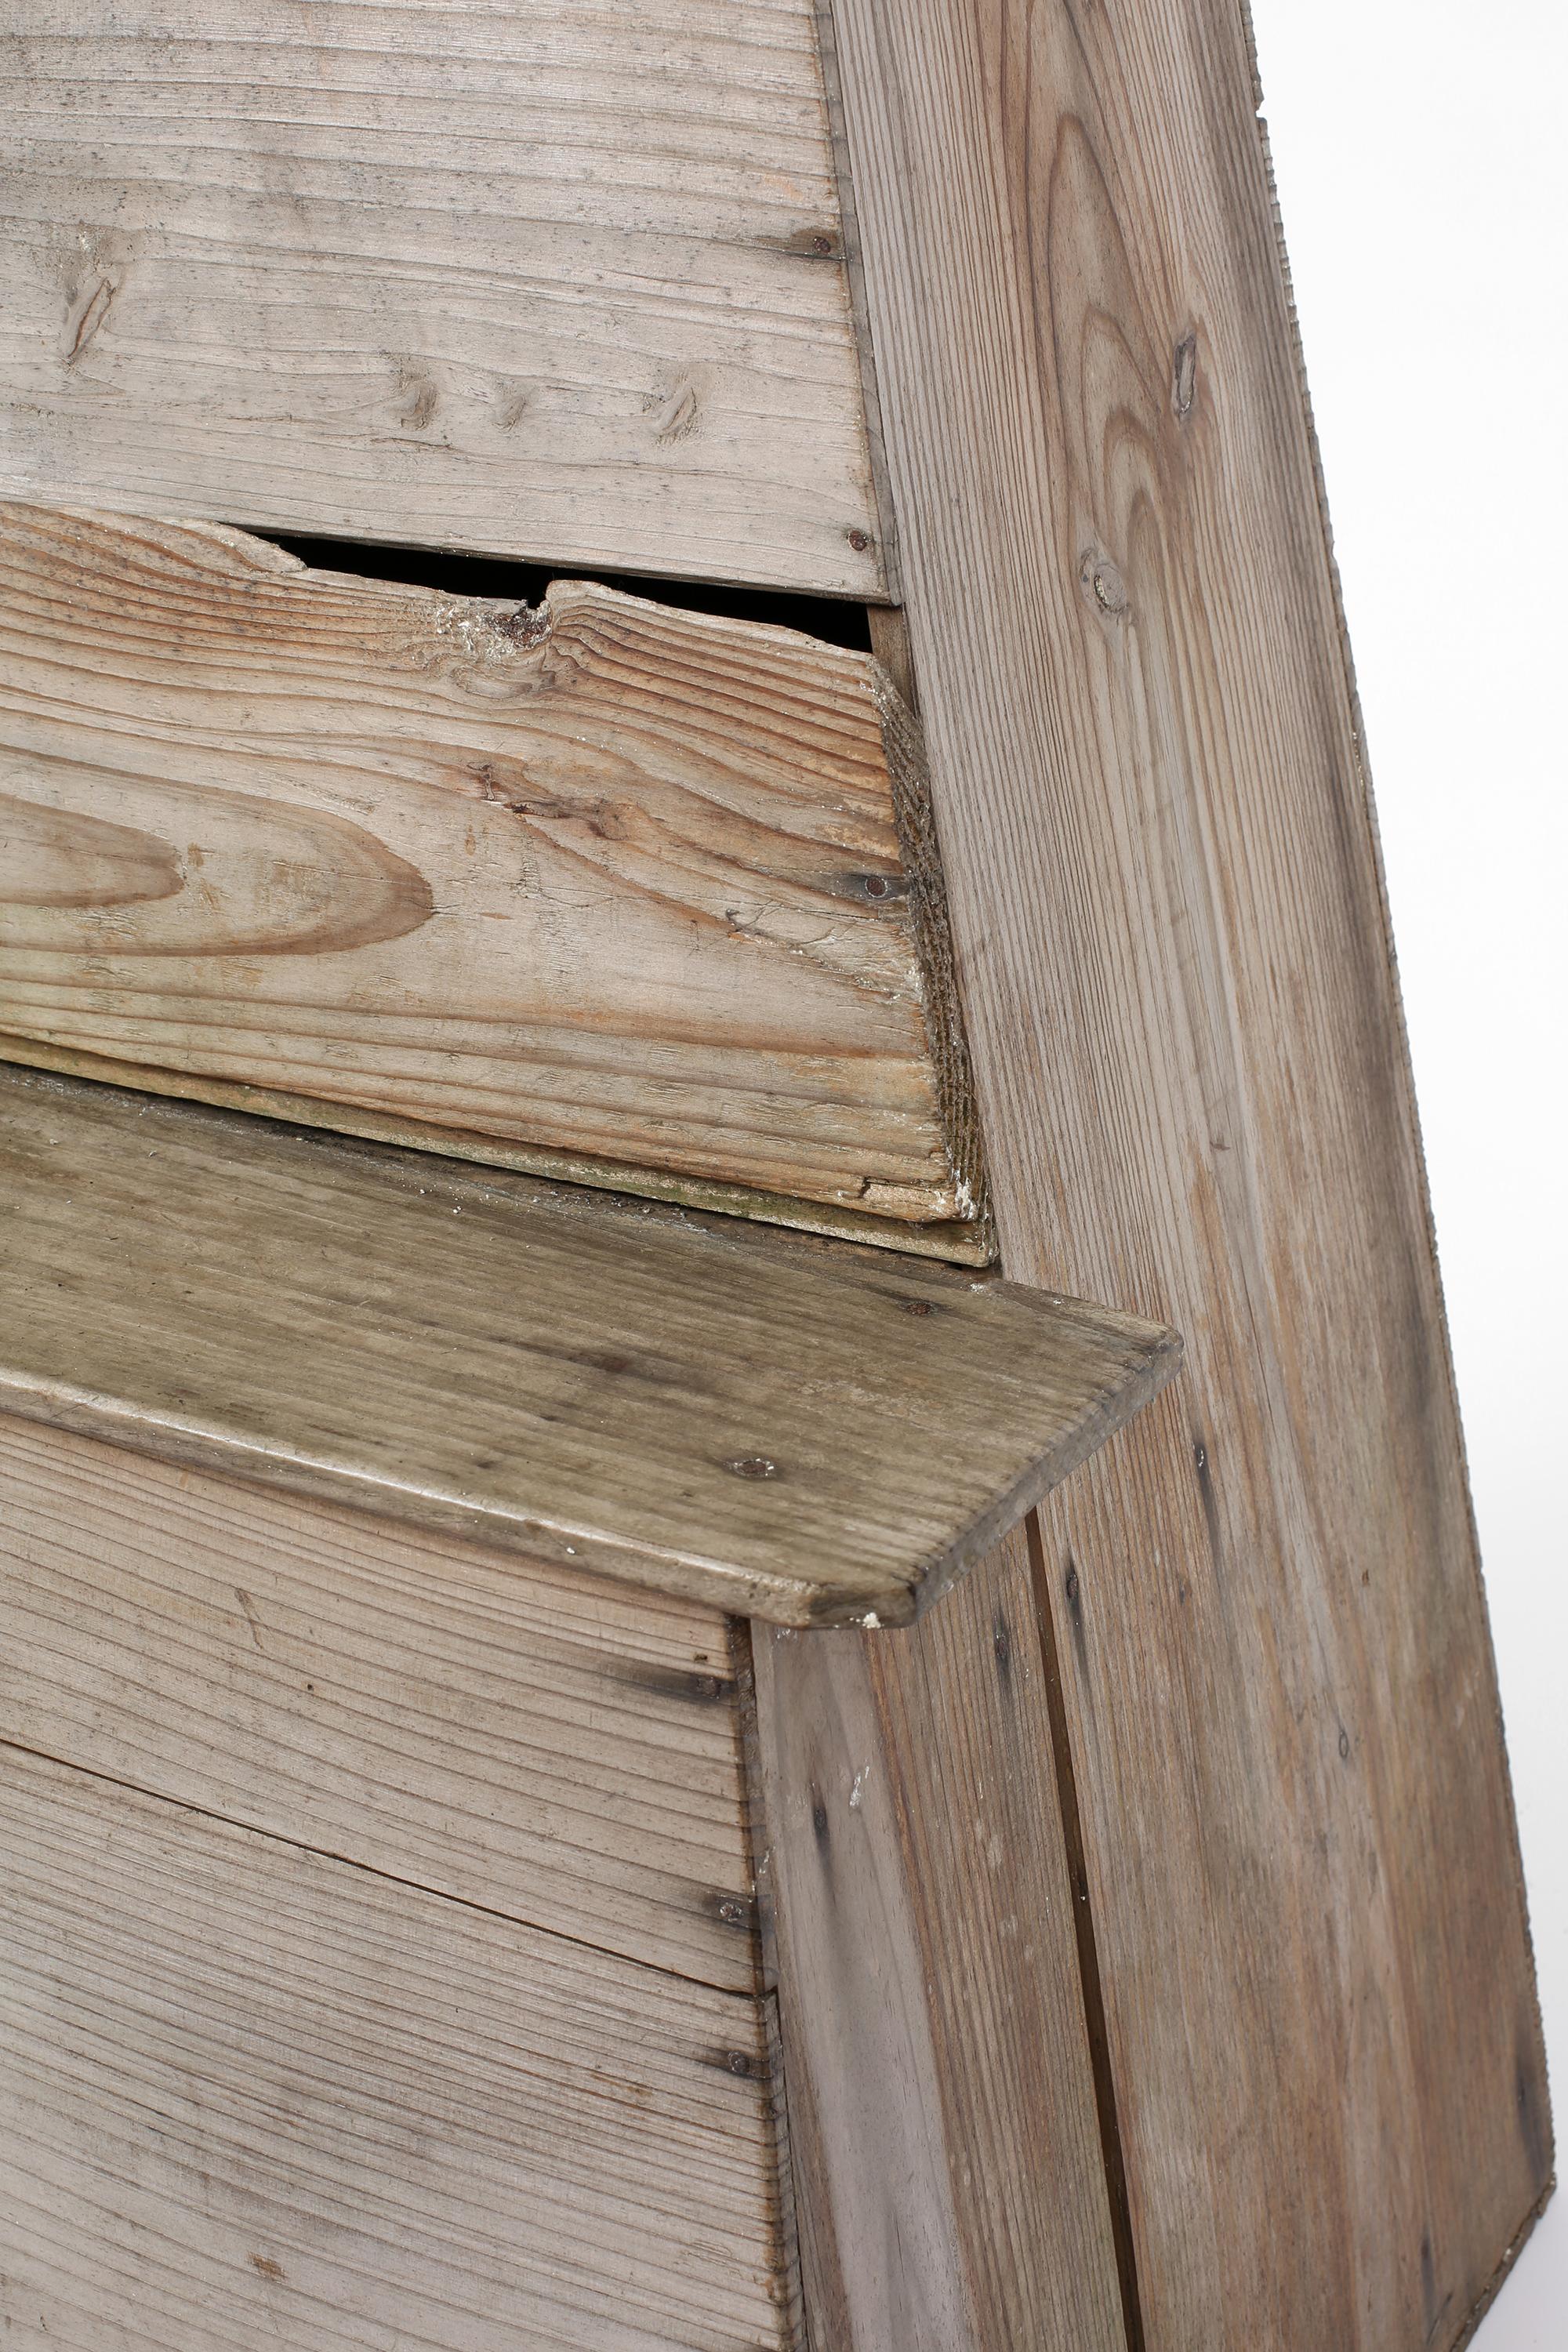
0,1,883,597
0,1411,759,1990
0,503,974,1235
752,1530,1128,2352
824,2,1550,2347
0,1744,802,2351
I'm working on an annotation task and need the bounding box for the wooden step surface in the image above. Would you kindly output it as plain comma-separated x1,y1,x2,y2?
0,1062,1178,1628
0,501,982,1255
0,0,883,597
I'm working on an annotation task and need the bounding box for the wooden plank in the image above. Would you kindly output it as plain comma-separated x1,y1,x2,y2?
0,1743,803,2351
0,1410,760,1991
0,2,883,597
0,1062,1179,1629
0,500,978,1242
750,1523,1130,2352
822,1,1552,2346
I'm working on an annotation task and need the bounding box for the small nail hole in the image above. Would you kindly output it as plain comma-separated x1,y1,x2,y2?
729,1455,779,1480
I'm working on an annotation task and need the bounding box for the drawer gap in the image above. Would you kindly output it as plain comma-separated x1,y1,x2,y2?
253,528,883,647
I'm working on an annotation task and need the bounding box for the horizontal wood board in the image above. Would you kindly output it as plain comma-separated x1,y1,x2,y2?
0,1063,1179,1627
824,0,1552,2343
0,501,979,1241
0,1410,759,1990
0,1,884,595
0,1031,993,1264
0,1743,802,2350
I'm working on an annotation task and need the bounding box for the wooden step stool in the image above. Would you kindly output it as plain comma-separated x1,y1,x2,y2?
0,5,1550,2350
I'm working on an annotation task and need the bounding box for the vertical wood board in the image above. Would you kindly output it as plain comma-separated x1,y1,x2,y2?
0,500,976,1234
823,2,1551,2346
751,1528,1129,2352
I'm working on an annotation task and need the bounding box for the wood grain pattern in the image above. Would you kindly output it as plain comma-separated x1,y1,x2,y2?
0,500,978,1240
0,1410,760,1991
750,1523,1129,2352
0,1744,802,2350
0,1,883,596
0,1062,1179,1628
825,1,1551,2344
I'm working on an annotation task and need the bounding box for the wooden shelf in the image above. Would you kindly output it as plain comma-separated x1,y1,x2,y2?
0,1062,1178,1628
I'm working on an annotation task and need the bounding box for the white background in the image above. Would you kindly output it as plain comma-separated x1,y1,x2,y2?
1248,2,1566,2339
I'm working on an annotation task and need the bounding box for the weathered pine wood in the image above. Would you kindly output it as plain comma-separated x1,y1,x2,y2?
0,501,980,1245
822,1,1551,2345
0,1063,1179,1629
0,1410,760,1991
0,2,884,597
0,1743,802,2351
750,1521,1131,2352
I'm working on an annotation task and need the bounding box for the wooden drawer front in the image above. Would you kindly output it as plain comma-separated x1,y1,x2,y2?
0,503,981,1252
0,1744,801,2352
0,1414,759,1991
0,2,880,597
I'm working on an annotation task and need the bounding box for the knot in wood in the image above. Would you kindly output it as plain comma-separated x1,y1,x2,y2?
1080,550,1130,619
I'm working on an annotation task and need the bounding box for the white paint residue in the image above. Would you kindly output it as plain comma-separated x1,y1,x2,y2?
849,1765,871,1809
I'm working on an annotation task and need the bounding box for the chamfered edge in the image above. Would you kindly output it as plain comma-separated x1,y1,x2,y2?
882,1312,1185,1631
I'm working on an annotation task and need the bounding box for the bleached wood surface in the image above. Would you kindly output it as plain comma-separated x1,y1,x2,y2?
0,503,978,1239
751,1520,1130,2352
0,1411,760,1989
0,1744,802,2350
0,2,883,594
